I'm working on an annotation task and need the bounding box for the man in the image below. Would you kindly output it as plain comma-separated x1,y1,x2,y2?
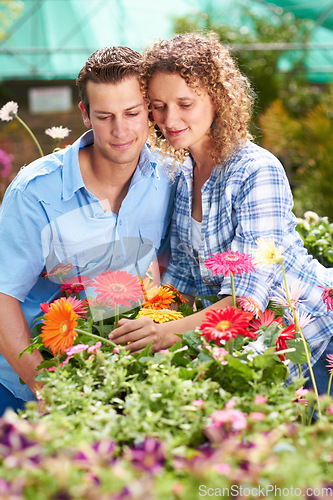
0,47,177,415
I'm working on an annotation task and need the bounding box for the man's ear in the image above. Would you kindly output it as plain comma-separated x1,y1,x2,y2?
79,102,91,128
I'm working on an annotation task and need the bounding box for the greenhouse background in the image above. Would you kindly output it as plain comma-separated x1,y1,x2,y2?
1,0,333,217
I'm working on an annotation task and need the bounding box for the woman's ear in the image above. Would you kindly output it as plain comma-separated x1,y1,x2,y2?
79,102,92,129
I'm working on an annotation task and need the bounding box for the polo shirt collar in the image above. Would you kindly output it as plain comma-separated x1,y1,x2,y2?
62,130,93,201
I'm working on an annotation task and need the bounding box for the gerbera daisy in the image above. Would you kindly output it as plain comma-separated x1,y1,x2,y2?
137,308,183,323
319,286,333,312
200,306,253,344
60,275,92,295
45,126,71,140
41,296,88,319
142,287,175,310
41,297,78,355
204,250,254,277
270,279,308,310
275,324,296,360
252,238,284,267
250,309,284,333
326,353,333,374
139,275,159,301
0,101,18,121
285,309,314,330
42,263,74,280
163,283,188,304
93,270,143,306
236,296,261,319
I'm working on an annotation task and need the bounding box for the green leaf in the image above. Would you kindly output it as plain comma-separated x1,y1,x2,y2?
18,335,44,358
285,338,311,365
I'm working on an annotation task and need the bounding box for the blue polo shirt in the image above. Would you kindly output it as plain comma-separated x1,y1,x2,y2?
0,130,177,400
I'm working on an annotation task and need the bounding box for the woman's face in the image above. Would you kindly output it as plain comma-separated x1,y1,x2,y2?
148,72,215,154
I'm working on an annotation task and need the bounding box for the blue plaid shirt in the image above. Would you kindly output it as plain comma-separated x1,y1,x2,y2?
163,140,333,380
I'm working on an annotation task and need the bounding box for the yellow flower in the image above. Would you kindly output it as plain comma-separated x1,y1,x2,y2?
252,238,284,267
137,308,183,323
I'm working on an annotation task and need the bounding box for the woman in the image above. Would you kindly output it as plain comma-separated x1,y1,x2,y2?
110,33,333,393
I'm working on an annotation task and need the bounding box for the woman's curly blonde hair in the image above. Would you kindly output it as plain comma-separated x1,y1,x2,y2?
141,32,254,165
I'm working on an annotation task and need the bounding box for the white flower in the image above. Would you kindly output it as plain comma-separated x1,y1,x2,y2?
285,310,314,329
45,126,71,140
270,279,309,310
0,101,18,121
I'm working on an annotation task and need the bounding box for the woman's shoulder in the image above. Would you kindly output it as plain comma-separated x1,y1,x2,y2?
224,140,286,178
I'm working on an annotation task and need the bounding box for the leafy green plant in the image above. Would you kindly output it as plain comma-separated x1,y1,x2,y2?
296,211,333,267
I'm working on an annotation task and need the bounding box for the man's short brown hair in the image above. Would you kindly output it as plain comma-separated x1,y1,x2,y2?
76,46,142,117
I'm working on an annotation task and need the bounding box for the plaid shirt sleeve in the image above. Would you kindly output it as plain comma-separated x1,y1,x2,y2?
217,147,297,310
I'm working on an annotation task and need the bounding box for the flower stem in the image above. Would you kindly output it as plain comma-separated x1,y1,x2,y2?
15,115,44,157
99,320,104,337
76,328,115,347
230,271,236,307
327,370,333,397
281,262,321,418
114,304,119,328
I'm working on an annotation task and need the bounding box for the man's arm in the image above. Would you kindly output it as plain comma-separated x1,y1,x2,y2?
0,292,43,395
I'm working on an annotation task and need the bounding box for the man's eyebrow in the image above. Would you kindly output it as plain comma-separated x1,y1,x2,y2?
95,103,144,114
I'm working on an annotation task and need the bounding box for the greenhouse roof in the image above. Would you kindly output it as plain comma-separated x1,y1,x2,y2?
1,0,333,82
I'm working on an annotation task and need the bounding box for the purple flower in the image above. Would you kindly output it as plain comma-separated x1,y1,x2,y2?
129,437,165,474
0,421,41,467
0,149,13,177
74,439,115,467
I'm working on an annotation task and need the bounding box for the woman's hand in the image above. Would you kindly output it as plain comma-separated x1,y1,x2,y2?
109,317,167,353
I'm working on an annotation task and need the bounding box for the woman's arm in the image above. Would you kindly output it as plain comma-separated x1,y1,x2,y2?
109,294,233,352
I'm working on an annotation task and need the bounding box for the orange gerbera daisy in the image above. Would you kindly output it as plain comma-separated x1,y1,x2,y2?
137,308,183,323
41,297,78,355
200,306,253,344
142,287,175,310
93,270,143,306
162,283,188,305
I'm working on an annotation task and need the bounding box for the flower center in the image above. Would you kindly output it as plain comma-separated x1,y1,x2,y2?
216,320,232,331
224,255,239,262
59,320,70,336
329,289,333,298
109,284,126,293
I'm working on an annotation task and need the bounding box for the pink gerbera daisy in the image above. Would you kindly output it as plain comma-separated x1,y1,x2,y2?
204,250,254,277
319,286,333,312
40,296,88,319
93,270,143,307
326,353,333,374
200,306,254,344
236,296,262,319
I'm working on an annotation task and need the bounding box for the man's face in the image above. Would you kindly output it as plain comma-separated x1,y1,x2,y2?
81,77,149,169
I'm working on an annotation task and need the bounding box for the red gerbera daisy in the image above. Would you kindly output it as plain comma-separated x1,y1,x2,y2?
204,250,254,277
40,296,88,319
319,285,333,312
93,270,143,306
250,309,284,332
275,324,296,360
200,306,254,344
60,275,92,295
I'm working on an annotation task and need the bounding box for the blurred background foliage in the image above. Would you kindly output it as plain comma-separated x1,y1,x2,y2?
173,2,333,219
